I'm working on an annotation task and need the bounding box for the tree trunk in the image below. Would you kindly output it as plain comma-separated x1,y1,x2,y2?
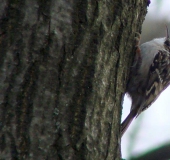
0,0,147,159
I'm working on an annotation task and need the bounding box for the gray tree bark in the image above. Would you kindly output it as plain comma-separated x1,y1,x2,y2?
0,0,147,159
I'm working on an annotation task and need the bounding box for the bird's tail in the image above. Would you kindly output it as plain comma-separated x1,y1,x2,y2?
121,109,137,137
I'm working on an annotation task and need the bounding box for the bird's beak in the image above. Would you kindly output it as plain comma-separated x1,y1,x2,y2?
166,25,169,39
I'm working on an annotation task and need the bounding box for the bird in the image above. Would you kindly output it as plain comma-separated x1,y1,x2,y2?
121,27,170,137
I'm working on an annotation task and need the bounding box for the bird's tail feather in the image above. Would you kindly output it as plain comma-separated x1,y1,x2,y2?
121,110,137,137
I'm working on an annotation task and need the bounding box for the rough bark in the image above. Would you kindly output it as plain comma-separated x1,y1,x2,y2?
0,0,147,159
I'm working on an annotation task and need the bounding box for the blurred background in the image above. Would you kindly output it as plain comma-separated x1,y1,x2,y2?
121,0,170,159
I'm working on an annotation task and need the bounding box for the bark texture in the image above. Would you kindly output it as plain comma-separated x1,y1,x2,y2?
0,0,147,159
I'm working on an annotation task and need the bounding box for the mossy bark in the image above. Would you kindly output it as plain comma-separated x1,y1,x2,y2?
0,0,147,159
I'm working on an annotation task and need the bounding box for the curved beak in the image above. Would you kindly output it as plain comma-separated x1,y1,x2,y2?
166,25,169,39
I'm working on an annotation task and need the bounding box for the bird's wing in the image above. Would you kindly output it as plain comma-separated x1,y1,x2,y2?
139,50,170,113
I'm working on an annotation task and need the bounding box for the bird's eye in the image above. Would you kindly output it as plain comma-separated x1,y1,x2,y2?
164,39,170,47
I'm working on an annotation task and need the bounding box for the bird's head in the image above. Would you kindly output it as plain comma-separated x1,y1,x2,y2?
164,26,170,51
